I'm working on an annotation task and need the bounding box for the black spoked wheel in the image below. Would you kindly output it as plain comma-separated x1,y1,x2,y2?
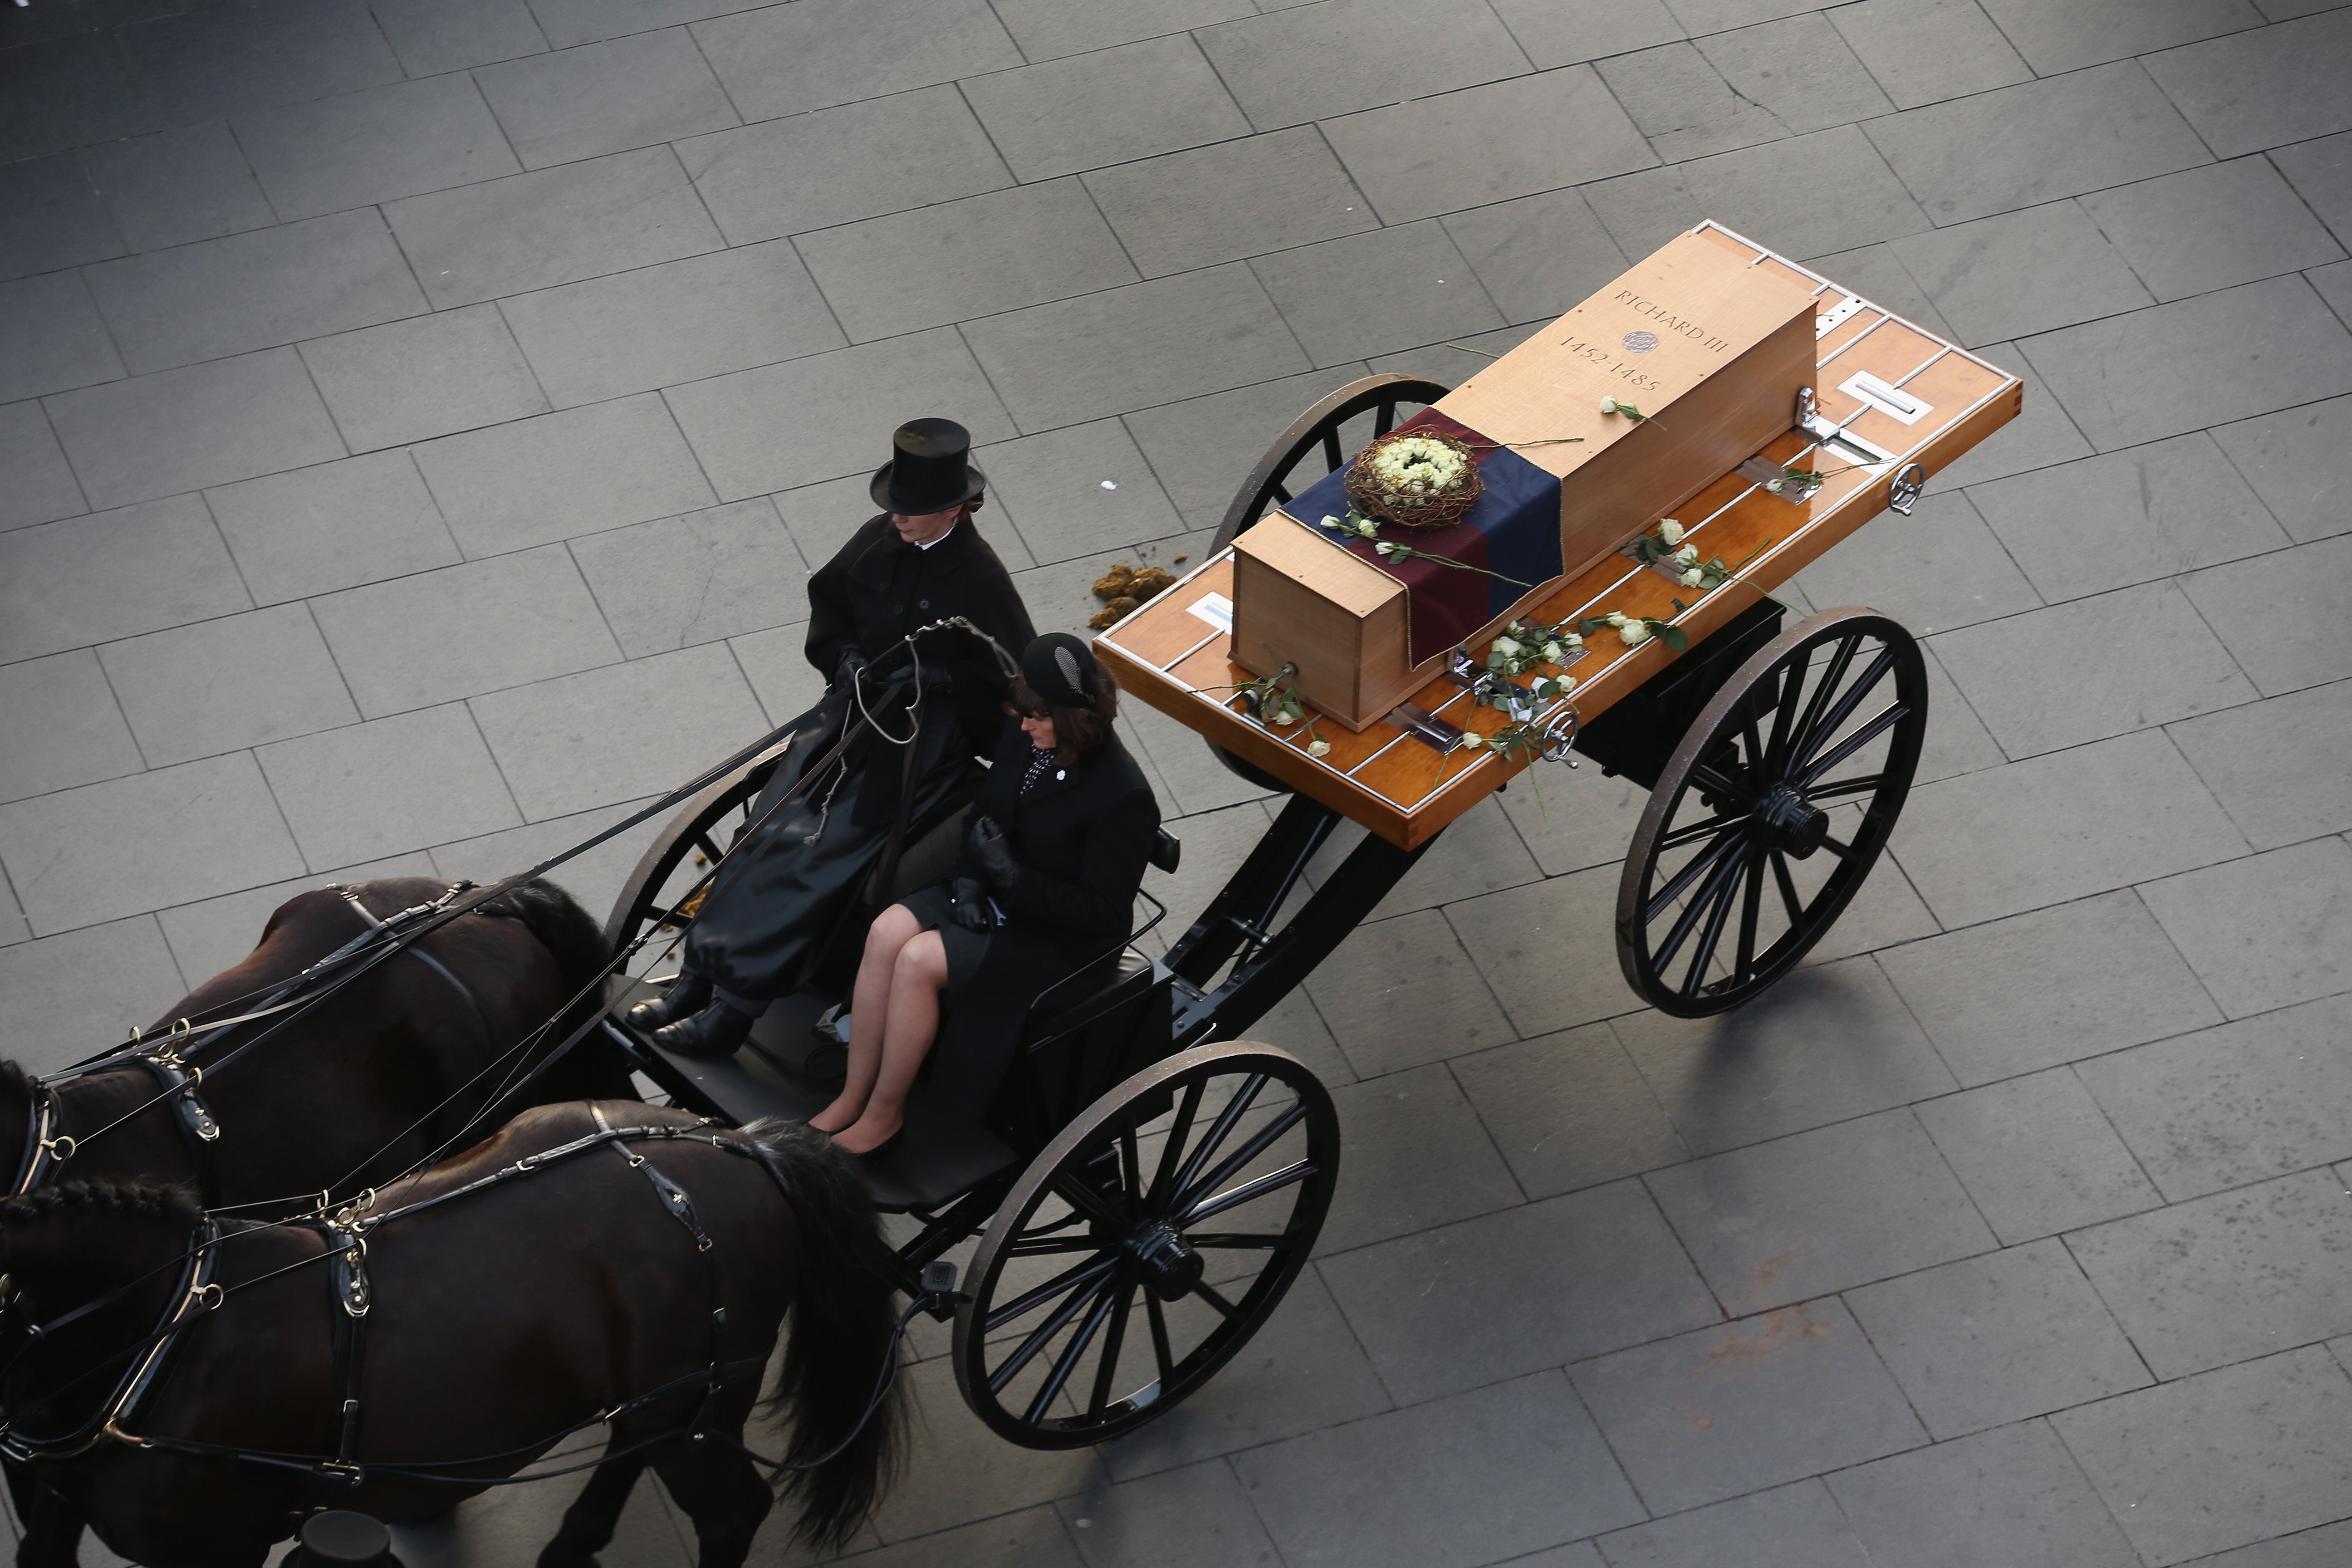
1616,607,1928,1018
952,1041,1338,1449
601,744,786,956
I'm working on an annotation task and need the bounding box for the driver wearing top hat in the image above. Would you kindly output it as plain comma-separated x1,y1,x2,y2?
629,418,1038,1058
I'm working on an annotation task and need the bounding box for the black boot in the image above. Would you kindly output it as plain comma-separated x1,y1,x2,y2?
652,1000,755,1059
627,971,712,1034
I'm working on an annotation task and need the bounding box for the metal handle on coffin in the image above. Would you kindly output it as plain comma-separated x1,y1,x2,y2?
1888,462,1926,516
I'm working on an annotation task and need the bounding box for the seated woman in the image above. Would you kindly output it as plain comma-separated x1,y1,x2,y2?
811,633,1161,1158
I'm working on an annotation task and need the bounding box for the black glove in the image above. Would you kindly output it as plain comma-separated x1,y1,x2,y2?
832,648,868,690
917,663,956,697
968,815,1020,892
947,876,994,931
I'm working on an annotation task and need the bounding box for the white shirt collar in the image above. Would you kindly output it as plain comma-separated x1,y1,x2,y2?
913,519,957,551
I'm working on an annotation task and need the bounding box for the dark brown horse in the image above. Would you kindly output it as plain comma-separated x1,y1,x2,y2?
0,1107,904,1567
1,876,634,1564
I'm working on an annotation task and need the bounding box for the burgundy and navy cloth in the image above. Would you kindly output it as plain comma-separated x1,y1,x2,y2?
1284,409,1563,666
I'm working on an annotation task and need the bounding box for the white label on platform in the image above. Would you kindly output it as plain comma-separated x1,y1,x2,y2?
1188,593,1234,633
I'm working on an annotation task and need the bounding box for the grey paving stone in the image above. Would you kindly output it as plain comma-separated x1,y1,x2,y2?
1097,1270,1390,1481
1931,581,2258,759
1323,67,1656,225
1252,221,1502,368
97,603,359,766
2300,255,2352,323
1234,1371,1645,1568
233,74,519,222
796,181,1137,344
975,421,1186,568
1605,123,1936,263
1970,433,2292,604
1915,1069,2165,1244
1862,62,2212,226
0,32,159,166
390,1453,701,1568
0,916,191,1076
2184,1520,2352,1568
0,495,250,664
836,1507,1077,1568
0,161,127,295
1980,0,2262,73
206,450,461,604
962,34,1250,184
2085,159,2345,304
696,0,1019,122
676,88,1011,247
1114,699,1277,818
666,328,1012,500
1889,729,2250,929
475,29,736,170
0,400,87,530
1805,240,1955,340
1323,1179,1718,1401
1897,645,2004,786
2024,275,2352,451
152,850,437,988
424,794,657,929
1012,525,1213,638
82,211,425,376
1927,339,2096,489
1612,956,1958,1156
1491,765,1646,877
1788,488,2040,635
527,0,766,49
1443,867,1630,1040
568,498,806,658
2169,680,2352,849
1696,14,1894,135
0,271,123,404
1596,1480,1868,1568
726,618,820,728
1055,1459,1279,1568
369,0,548,75
499,243,835,410
1596,43,1790,162
1082,129,1376,280
869,1358,1106,1543
256,703,523,870
1828,1419,2142,1568
2078,994,2352,1200
1196,0,1529,132
80,122,274,253
1571,1297,1926,1516
1302,908,1517,1078
1441,188,1627,325
964,265,1309,432
1890,201,2153,349
116,0,402,125
1647,1108,1996,1312
1486,0,1681,67
2211,394,2352,543
1824,0,2032,110
0,752,306,935
470,642,765,821
0,650,143,805
1120,367,1363,530
1850,1238,2153,1439
993,0,1255,61
385,147,722,311
2073,1168,2352,1380
2055,1345,2352,1565
2143,7,2352,158
764,472,924,591
2179,534,2352,695
1663,0,1827,27
2273,130,2352,247
411,393,714,558
2139,839,2352,1017
300,304,549,454
1318,1059,1521,1257
308,546,620,716
1300,797,1540,923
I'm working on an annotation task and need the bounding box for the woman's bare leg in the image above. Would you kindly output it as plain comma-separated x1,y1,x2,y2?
829,931,947,1154
812,905,923,1133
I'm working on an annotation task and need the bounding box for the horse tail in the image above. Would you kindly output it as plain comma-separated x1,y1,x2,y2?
480,878,632,1100
739,1117,906,1549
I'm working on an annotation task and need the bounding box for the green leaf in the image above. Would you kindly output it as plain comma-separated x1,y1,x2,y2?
1659,626,1689,652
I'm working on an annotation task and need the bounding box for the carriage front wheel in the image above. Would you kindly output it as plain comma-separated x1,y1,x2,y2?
952,1041,1339,1449
1616,607,1928,1018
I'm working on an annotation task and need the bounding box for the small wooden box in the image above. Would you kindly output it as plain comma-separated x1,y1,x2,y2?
1232,230,1821,730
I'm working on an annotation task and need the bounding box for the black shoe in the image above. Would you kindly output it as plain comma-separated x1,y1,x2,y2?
627,972,712,1034
849,1126,904,1163
652,1000,754,1059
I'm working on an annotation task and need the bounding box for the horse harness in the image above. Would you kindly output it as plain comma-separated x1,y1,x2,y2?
1,1115,775,1494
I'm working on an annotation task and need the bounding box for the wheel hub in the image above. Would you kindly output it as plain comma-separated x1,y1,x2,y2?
1754,784,1829,858
1122,1220,1203,1302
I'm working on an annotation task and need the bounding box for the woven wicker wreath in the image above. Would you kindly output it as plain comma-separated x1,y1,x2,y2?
1343,430,1484,529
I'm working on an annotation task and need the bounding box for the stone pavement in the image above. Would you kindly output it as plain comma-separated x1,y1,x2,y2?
4,0,2351,1563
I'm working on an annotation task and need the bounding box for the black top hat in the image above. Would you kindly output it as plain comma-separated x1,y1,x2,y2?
870,418,987,514
1021,632,1100,708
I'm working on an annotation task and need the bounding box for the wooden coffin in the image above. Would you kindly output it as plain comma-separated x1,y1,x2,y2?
1231,230,1820,730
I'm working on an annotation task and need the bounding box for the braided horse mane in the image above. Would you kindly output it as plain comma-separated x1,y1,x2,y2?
0,1176,201,1231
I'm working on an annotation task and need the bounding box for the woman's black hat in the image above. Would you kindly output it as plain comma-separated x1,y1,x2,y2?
1021,632,1099,708
871,417,987,514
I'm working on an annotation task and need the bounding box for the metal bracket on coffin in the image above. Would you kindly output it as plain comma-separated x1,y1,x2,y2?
1386,701,1464,754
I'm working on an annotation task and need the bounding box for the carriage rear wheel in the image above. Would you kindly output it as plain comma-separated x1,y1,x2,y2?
1616,608,1928,1018
602,746,784,956
952,1041,1338,1448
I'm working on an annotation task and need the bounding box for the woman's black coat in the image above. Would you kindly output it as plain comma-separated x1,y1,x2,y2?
922,717,1161,1115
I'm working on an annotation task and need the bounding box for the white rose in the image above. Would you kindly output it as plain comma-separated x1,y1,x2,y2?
1680,567,1705,587
1766,477,1785,494
1273,710,1296,726
1494,636,1520,657
1675,544,1700,565
1357,519,1378,538
1375,541,1396,556
1601,396,1622,414
1604,612,1628,628
1542,642,1565,662
1658,519,1685,545
1307,738,1331,757
1459,733,1486,750
1620,620,1652,647
1562,632,1583,648
1321,514,1342,529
